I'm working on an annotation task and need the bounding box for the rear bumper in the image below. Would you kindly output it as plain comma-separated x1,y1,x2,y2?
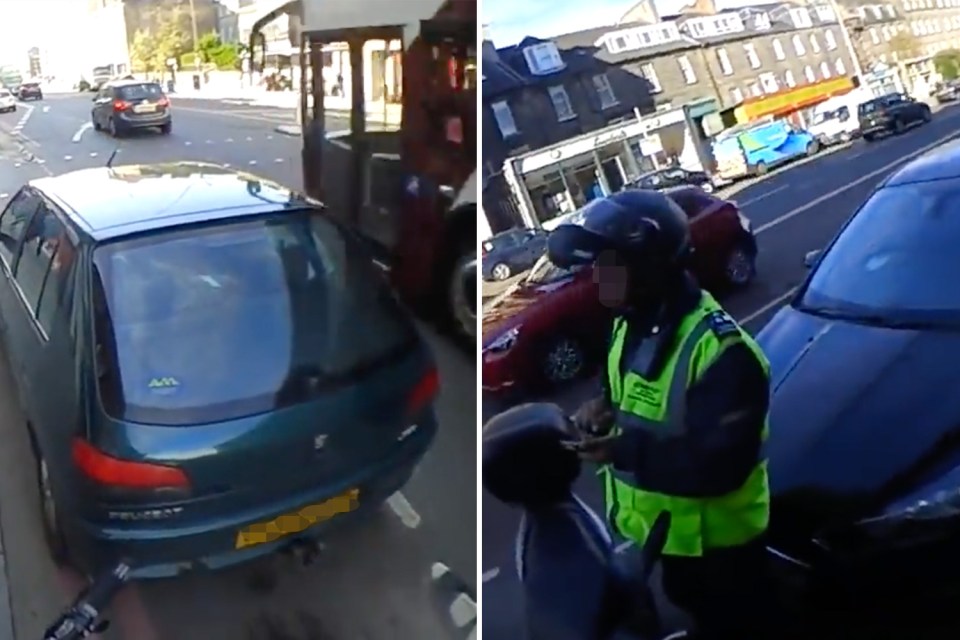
64,419,437,578
115,112,171,131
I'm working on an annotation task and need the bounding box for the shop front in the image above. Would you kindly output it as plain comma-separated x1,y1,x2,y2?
502,101,716,229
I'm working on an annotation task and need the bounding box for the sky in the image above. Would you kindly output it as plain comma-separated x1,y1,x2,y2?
484,0,781,46
0,0,84,63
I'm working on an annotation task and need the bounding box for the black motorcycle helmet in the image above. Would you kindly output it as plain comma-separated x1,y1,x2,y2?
482,404,581,507
547,190,692,294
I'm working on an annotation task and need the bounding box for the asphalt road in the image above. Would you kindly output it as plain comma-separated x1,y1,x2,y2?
0,94,476,640
481,104,960,639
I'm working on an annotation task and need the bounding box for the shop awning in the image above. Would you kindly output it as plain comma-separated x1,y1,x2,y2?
735,76,856,122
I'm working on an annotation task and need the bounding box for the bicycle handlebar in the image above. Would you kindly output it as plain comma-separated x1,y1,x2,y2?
44,562,131,640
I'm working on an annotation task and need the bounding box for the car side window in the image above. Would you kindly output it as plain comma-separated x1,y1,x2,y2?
663,168,685,180
0,189,41,272
35,210,77,333
837,106,850,122
15,203,60,319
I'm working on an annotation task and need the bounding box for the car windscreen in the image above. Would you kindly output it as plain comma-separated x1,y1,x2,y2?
92,212,418,426
117,83,163,100
858,100,883,115
799,177,960,323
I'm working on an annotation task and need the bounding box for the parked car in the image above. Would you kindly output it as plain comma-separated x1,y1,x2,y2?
482,186,756,395
858,93,932,142
0,162,439,577
91,80,171,137
629,166,716,193
0,88,15,113
16,82,42,101
758,139,960,601
482,228,548,281
934,80,960,104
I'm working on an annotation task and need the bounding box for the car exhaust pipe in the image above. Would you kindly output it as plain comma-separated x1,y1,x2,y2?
282,537,325,567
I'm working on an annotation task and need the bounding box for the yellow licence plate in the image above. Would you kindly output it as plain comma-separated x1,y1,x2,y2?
234,488,360,550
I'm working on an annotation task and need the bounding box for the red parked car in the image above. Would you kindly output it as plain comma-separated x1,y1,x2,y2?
482,186,757,395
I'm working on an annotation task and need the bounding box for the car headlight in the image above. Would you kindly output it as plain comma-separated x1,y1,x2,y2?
738,212,752,232
483,325,520,354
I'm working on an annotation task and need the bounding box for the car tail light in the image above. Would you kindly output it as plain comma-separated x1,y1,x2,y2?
112,99,130,112
157,96,170,107
72,438,190,490
407,367,440,415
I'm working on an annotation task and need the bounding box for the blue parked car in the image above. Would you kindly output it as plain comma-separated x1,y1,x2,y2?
482,228,547,281
0,162,439,578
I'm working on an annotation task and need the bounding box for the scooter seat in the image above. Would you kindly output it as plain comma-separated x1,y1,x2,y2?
517,494,620,640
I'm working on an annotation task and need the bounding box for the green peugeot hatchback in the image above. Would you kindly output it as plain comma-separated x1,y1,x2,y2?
0,162,439,578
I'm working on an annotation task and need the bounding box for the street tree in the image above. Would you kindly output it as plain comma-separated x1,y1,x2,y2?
934,49,960,80
129,29,156,73
148,5,188,72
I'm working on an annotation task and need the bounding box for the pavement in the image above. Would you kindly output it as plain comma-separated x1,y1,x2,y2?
481,104,960,639
0,94,475,640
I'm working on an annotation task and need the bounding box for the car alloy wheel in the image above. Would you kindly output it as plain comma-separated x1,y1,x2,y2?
491,262,511,281
543,336,586,384
449,251,476,343
725,247,756,286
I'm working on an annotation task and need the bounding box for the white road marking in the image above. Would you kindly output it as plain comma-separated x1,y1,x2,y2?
41,105,49,113
738,185,788,208
386,491,421,528
246,136,253,141
248,160,257,165
35,159,44,164
205,139,213,144
63,155,72,161
738,288,798,325
184,141,192,146
222,163,231,167
0,194,8,199
225,137,233,142
482,568,500,582
89,152,98,158
274,158,283,163
71,122,92,143
267,135,273,139
450,593,477,628
13,163,20,168
755,129,960,235
11,104,34,134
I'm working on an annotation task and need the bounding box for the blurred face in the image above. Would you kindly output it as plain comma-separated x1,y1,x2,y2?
594,250,630,308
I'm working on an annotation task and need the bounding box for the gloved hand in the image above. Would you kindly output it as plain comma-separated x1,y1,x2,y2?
572,396,614,438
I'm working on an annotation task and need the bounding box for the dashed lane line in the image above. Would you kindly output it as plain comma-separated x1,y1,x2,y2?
10,104,34,135
387,491,422,529
71,122,92,143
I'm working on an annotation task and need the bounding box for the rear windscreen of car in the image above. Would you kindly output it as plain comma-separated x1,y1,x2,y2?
92,212,418,426
117,83,163,100
858,101,884,115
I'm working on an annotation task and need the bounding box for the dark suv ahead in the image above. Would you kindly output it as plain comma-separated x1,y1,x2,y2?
17,82,42,101
91,80,171,137
858,93,932,141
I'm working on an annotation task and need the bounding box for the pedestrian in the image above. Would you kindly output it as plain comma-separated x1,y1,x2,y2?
546,189,776,640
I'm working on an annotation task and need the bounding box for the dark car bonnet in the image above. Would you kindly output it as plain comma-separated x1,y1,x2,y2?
760,306,960,525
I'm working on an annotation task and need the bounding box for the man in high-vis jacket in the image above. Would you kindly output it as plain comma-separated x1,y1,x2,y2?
547,189,774,640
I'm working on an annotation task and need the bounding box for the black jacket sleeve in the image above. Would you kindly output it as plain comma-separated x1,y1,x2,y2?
608,341,769,498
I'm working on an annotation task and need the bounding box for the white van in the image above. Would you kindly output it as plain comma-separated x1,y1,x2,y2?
809,90,873,146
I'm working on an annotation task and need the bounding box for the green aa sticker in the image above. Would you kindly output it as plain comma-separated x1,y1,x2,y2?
148,377,180,389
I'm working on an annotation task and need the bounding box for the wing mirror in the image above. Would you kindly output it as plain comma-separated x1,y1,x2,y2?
803,249,822,268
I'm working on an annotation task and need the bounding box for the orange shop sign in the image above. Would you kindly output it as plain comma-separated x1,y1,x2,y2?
736,77,855,121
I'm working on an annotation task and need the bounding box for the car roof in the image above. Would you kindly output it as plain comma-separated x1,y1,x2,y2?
885,138,960,186
106,79,159,88
29,162,316,242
